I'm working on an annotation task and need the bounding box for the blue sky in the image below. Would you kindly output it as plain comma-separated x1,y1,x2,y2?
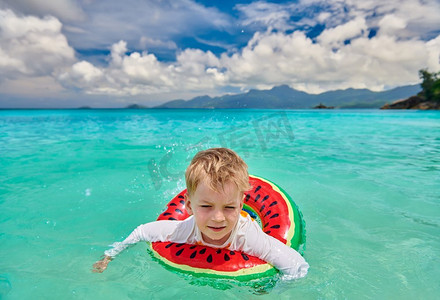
0,0,439,108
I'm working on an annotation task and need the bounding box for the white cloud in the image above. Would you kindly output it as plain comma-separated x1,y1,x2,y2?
235,1,293,31
2,0,234,53
0,76,65,97
1,0,440,106
317,12,331,23
1,0,85,22
58,41,225,96
426,35,440,69
317,17,368,47
222,29,439,93
139,36,177,50
58,25,439,97
237,0,440,40
0,9,75,81
110,40,128,67
59,61,103,84
55,0,232,51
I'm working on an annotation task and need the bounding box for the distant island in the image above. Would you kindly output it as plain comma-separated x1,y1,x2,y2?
313,103,334,109
125,104,148,109
151,84,420,109
381,69,440,110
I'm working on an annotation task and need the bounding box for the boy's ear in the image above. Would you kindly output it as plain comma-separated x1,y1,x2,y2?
239,194,244,210
184,193,193,215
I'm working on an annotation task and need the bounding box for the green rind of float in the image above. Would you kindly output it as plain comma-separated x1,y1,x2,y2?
270,180,306,252
252,175,306,253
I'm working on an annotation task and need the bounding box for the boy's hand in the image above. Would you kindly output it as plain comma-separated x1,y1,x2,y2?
92,255,112,273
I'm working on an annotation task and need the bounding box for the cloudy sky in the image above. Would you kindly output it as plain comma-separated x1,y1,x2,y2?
0,0,439,108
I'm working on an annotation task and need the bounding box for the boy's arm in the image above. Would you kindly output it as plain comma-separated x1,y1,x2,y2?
92,219,193,273
260,234,309,279
92,255,112,273
240,218,309,279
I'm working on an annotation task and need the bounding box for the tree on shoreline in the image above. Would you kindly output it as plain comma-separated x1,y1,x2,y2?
419,69,440,102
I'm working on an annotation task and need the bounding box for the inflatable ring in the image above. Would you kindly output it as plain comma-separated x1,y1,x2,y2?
149,175,305,280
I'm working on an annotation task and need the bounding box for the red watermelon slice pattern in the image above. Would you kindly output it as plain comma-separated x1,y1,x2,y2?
150,175,302,279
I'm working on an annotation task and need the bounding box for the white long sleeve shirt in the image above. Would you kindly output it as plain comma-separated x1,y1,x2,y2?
104,214,309,279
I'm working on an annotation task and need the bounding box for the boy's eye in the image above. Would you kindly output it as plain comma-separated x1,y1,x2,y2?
201,205,212,208
225,206,235,209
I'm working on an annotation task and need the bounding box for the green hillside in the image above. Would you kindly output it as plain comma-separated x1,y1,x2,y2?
155,84,421,109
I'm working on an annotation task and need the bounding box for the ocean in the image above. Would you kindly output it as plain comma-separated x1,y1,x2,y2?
1,109,439,299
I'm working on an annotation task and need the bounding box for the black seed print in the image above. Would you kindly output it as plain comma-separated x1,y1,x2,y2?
190,251,197,259
176,249,184,256
165,243,174,249
259,204,266,212
207,254,213,263
254,186,261,193
224,254,230,261
199,248,206,254
163,212,172,216
254,194,260,202
263,222,269,228
176,243,185,247
241,253,249,261
271,225,280,229
269,201,278,207
265,230,271,234
230,251,235,255
245,194,251,202
190,245,196,249
270,213,279,219
178,195,184,199
179,200,185,205
170,203,177,206
264,210,272,217
175,208,183,214
216,249,221,254
262,195,269,202
168,217,177,220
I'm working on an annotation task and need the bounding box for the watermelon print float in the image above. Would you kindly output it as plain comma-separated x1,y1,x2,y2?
150,175,306,280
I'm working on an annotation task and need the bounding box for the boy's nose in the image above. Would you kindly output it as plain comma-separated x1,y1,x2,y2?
212,210,226,222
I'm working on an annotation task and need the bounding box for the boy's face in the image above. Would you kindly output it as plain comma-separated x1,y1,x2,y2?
185,180,243,246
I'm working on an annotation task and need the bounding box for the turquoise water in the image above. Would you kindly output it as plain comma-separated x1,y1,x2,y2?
1,109,439,299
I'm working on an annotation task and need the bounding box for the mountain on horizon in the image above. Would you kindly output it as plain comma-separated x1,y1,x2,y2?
154,84,421,109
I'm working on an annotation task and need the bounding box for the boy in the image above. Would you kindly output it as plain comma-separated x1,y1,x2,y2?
93,148,309,278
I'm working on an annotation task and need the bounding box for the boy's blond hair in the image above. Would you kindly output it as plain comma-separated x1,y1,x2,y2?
185,148,251,196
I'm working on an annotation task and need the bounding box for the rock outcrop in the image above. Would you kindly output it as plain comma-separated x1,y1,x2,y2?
313,103,335,109
381,96,440,110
